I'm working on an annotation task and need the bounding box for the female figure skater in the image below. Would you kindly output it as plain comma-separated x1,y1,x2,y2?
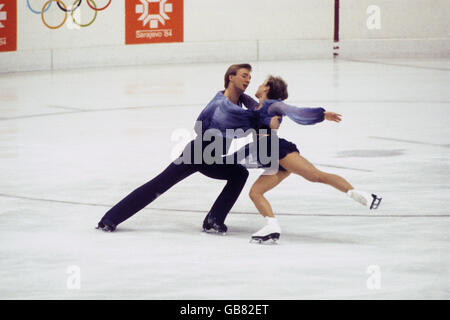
229,75,382,243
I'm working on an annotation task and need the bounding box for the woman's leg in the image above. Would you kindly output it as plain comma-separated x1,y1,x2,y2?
279,152,353,193
279,152,382,208
249,170,291,217
248,170,290,241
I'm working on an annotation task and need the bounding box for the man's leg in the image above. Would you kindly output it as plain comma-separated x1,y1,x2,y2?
99,161,198,230
199,164,249,229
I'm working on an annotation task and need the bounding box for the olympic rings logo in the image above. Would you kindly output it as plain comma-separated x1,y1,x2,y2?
26,0,112,29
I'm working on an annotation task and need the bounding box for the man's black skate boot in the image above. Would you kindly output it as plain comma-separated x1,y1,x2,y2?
202,217,227,235
96,220,116,232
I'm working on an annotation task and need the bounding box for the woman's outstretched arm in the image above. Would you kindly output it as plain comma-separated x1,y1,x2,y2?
267,101,326,125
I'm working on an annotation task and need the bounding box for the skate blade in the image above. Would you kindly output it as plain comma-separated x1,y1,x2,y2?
370,194,382,210
250,233,280,244
202,228,226,236
95,226,114,232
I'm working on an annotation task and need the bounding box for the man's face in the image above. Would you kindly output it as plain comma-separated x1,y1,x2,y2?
230,68,251,92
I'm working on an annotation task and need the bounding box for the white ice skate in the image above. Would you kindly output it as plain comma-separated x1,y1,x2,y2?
347,189,382,210
250,217,281,244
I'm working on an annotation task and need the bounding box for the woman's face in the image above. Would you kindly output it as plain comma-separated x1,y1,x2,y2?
255,80,269,99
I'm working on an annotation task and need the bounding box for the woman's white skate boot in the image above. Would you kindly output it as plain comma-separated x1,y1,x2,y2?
347,189,382,209
250,217,281,244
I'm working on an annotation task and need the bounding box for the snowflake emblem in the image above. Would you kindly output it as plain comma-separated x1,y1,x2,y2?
136,0,173,29
0,4,7,29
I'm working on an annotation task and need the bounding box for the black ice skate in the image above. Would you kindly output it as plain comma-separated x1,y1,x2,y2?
96,220,116,232
202,217,227,235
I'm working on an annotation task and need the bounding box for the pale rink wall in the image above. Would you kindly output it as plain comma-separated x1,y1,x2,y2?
0,0,449,72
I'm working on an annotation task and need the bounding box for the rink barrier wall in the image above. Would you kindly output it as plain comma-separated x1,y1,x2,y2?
1,39,332,73
338,38,450,59
1,38,449,73
1,0,450,73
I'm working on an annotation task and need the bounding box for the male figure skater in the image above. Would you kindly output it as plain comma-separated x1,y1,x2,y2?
97,64,279,233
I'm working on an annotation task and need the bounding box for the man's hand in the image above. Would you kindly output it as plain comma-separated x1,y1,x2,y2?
269,116,282,129
324,112,342,123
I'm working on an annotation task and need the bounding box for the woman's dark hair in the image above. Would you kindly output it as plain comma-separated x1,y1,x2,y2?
266,75,288,100
224,63,252,88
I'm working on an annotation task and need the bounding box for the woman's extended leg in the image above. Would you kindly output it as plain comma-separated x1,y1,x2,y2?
279,152,382,208
279,152,353,192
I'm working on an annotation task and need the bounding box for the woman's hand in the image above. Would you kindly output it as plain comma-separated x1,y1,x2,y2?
269,116,282,129
324,112,342,123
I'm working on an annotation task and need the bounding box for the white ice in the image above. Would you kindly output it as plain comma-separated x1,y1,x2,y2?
0,59,449,299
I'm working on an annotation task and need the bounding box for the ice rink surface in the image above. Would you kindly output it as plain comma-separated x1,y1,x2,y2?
0,59,449,299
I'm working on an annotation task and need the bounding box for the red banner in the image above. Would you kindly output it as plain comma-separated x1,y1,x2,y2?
0,0,17,52
125,0,183,45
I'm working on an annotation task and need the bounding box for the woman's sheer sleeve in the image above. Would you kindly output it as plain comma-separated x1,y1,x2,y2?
267,101,325,125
